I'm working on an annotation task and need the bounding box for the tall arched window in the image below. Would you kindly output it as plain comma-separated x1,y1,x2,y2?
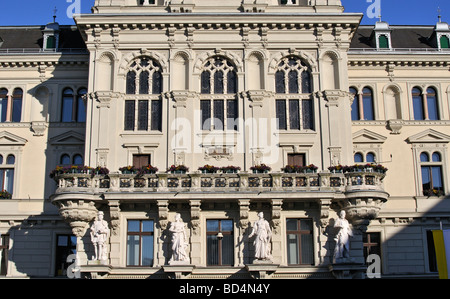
61,87,87,123
200,56,238,131
420,151,444,196
0,89,8,123
275,56,314,130
11,88,23,123
124,56,163,131
350,86,374,121
412,86,440,121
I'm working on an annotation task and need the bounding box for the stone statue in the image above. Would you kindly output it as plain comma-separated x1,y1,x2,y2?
169,213,189,264
90,211,110,261
249,212,272,262
333,210,353,263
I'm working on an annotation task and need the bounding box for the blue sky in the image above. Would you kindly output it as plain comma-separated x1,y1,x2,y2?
0,0,449,26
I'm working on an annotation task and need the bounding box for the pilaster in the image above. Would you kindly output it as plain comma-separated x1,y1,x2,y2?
189,199,202,265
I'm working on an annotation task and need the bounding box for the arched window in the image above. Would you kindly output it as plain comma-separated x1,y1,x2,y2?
378,35,389,49
350,87,375,121
60,154,71,165
200,56,238,131
440,35,450,49
61,88,74,122
124,56,163,131
73,154,83,165
366,152,376,163
11,88,22,123
420,151,444,196
354,153,364,163
275,56,314,131
76,88,87,123
0,89,8,123
412,87,440,121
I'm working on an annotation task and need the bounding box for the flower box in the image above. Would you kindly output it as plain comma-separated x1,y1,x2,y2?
220,166,241,174
119,166,138,174
140,165,158,174
250,164,271,173
167,165,189,174
198,165,219,173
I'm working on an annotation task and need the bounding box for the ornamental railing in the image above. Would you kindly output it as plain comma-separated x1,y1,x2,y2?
53,170,386,195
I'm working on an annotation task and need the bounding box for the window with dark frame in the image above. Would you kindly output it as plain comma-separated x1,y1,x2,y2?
55,234,76,277
61,87,87,123
200,56,238,131
288,153,305,167
350,86,374,121
0,88,23,123
127,220,154,267
286,219,314,265
363,232,381,265
427,230,438,272
0,234,9,276
412,86,440,121
275,56,314,131
206,219,234,266
124,56,163,132
133,154,151,169
420,152,444,196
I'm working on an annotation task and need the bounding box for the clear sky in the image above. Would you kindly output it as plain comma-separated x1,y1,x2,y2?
0,0,449,26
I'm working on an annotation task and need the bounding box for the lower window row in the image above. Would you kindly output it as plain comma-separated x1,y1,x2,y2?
126,218,315,267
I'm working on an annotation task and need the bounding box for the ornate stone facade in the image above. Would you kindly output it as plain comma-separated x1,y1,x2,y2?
0,0,450,279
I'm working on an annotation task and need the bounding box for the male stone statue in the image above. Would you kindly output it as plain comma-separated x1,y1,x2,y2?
333,210,353,263
168,213,189,264
90,211,110,261
249,212,272,261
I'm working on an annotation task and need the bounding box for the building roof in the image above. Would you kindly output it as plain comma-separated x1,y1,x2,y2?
0,25,86,50
350,25,439,49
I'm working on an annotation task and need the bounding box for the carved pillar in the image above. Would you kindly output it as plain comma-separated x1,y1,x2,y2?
270,199,283,264
318,198,332,265
157,200,169,266
238,199,251,266
189,200,202,265
108,200,121,267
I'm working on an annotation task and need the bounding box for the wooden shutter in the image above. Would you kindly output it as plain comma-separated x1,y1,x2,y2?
133,154,150,169
288,154,305,166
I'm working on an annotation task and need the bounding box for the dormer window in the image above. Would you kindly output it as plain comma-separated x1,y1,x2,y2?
139,0,156,5
281,0,296,4
378,34,389,49
42,22,60,51
439,35,450,49
372,21,392,50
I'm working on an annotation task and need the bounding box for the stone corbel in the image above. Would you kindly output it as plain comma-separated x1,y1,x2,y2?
157,200,170,231
189,200,202,236
108,200,121,236
56,199,98,237
238,199,251,229
30,121,48,137
271,199,283,235
318,198,332,232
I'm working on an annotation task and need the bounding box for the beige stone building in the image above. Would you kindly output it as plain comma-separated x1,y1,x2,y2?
0,0,449,279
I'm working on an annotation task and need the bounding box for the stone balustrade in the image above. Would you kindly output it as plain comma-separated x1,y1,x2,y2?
53,170,387,195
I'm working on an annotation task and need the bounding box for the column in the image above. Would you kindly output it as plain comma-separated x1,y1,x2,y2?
189,199,202,265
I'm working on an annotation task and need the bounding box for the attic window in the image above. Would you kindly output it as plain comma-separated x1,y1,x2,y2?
46,36,56,49
440,35,449,49
378,35,389,49
139,0,156,4
281,0,296,4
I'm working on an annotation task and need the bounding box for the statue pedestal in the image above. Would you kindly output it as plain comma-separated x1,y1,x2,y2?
80,263,111,279
245,262,279,279
163,264,195,279
328,263,366,279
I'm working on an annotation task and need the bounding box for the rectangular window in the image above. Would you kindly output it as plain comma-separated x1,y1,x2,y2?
0,234,9,276
0,98,7,123
363,232,381,265
276,100,287,130
201,100,211,130
11,97,22,123
0,169,14,195
76,96,86,123
151,100,162,131
421,165,444,195
413,94,424,120
427,230,438,272
133,154,150,169
286,219,314,265
302,99,314,130
127,220,154,267
124,100,135,130
138,100,149,131
227,100,238,131
207,219,233,266
289,99,300,130
288,153,305,166
213,100,224,130
55,235,76,277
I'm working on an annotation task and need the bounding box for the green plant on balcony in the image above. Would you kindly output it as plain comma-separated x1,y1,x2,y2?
220,165,241,173
119,165,138,174
0,190,12,199
198,164,219,173
140,165,159,174
250,164,271,173
167,164,189,174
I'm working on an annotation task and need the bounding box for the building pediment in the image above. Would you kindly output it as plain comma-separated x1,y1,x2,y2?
0,131,27,146
50,130,85,145
407,129,450,143
353,129,387,144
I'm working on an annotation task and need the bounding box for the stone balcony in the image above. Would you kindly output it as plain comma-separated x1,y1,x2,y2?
52,170,387,196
